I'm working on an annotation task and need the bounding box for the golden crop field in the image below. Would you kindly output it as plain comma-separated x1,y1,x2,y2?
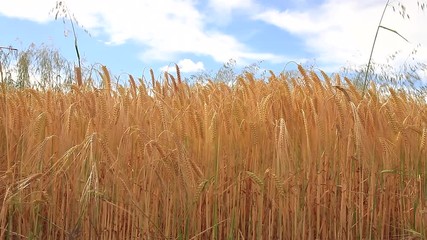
1,65,427,239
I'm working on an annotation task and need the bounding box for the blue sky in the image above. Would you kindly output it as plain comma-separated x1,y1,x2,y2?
1,0,426,81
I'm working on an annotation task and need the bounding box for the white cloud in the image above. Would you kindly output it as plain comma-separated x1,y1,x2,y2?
0,0,286,66
208,0,255,18
160,59,205,73
254,0,427,72
206,0,260,25
209,0,254,11
0,0,56,22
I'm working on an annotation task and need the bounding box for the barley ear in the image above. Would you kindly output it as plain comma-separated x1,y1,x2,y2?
150,68,156,89
74,66,82,87
420,127,427,152
175,63,182,85
128,75,137,99
100,65,111,96
246,171,264,188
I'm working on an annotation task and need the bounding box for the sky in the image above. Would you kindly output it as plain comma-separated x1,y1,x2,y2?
0,0,426,82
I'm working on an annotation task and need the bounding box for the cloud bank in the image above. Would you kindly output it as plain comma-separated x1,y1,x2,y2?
160,59,205,73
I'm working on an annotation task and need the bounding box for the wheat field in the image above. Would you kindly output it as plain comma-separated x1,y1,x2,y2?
1,65,427,239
